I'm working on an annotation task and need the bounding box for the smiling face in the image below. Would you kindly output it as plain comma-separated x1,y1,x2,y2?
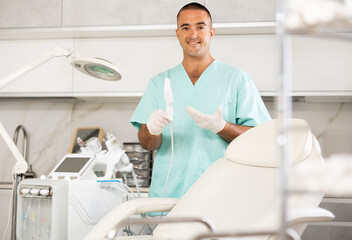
176,9,215,60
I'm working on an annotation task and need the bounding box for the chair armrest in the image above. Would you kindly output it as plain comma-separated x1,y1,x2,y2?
288,207,335,225
85,197,178,240
192,207,334,240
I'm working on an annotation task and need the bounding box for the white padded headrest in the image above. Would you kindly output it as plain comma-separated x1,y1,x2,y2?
225,119,313,167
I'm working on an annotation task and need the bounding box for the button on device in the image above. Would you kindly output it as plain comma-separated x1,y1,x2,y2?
30,188,40,195
21,188,30,195
39,189,50,196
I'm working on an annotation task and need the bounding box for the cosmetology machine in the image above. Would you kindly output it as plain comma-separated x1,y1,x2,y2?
15,133,139,240
0,47,123,240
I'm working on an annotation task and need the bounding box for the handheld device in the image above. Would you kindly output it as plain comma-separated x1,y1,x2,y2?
163,77,174,198
164,77,174,121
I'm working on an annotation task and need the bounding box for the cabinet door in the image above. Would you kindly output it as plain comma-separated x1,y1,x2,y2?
291,36,352,92
74,35,277,95
0,39,74,94
73,37,182,94
212,35,277,92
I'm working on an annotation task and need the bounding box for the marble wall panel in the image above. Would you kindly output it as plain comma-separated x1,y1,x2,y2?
1,99,351,182
265,101,352,157
0,100,139,182
0,189,12,239
0,100,73,181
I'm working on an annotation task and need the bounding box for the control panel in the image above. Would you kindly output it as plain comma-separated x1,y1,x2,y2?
19,185,52,198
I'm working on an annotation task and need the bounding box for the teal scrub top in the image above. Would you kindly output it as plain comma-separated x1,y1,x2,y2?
130,60,271,199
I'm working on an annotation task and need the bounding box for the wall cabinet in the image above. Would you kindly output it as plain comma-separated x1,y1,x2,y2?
291,36,352,93
0,34,351,100
72,37,182,95
0,30,278,98
212,35,277,93
0,39,73,95
73,35,277,96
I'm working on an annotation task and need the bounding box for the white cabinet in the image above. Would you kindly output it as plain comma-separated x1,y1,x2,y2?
73,35,278,96
72,37,182,95
0,39,74,95
291,36,352,93
212,35,278,93
0,27,351,99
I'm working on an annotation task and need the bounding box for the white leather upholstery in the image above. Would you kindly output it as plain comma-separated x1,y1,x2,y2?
85,118,333,240
153,119,330,239
225,118,313,167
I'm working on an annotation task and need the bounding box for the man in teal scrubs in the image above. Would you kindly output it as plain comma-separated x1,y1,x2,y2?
130,2,271,199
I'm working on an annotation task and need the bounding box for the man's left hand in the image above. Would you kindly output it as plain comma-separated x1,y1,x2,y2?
186,106,226,133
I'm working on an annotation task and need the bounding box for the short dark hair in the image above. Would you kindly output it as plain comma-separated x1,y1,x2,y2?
177,2,212,25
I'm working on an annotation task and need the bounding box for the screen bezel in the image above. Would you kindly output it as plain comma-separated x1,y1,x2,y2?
49,154,96,178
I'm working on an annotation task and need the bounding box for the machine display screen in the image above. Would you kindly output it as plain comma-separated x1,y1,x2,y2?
54,157,92,173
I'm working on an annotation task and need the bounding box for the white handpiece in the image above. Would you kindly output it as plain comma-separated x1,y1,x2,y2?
164,77,174,121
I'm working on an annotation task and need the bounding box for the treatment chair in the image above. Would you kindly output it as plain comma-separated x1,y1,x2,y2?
85,118,334,240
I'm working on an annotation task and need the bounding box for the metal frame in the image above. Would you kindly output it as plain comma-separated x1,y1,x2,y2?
107,216,216,238
276,0,292,239
109,217,302,240
192,228,301,240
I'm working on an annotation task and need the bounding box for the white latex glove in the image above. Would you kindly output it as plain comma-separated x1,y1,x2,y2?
146,110,171,135
186,106,226,133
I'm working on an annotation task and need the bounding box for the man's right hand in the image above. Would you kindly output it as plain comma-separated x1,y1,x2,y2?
146,110,171,135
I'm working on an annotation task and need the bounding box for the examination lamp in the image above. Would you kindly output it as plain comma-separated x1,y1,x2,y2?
0,47,122,174
0,47,122,90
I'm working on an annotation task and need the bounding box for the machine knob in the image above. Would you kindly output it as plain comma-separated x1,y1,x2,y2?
21,188,30,195
39,189,50,196
30,188,40,195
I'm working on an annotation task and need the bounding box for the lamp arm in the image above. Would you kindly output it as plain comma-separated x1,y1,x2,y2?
0,47,72,89
0,47,72,172
0,121,28,174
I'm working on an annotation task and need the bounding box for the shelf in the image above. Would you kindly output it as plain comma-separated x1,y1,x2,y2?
0,22,277,40
261,92,352,103
0,182,13,190
1,91,352,102
0,92,143,102
260,91,352,97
